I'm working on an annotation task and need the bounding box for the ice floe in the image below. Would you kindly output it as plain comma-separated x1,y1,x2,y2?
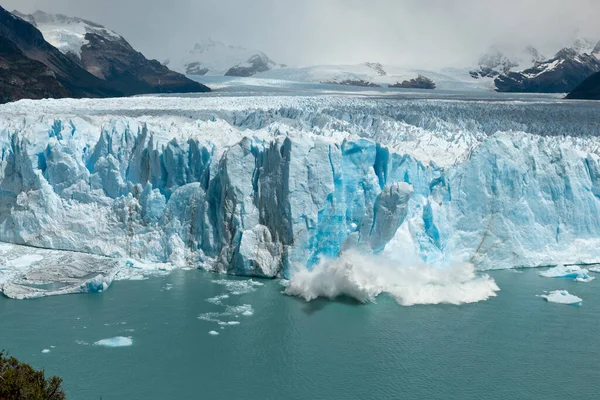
208,331,219,336
539,290,582,305
539,265,594,282
0,243,180,299
94,337,133,347
41,349,50,354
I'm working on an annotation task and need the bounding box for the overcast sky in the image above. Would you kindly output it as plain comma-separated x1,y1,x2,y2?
4,0,600,67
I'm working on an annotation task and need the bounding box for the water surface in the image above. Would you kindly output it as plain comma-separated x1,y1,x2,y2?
1,269,598,399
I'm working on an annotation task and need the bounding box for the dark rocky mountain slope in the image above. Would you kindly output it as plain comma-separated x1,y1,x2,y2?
566,71,600,99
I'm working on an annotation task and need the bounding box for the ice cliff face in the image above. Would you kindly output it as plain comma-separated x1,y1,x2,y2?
1,95,600,281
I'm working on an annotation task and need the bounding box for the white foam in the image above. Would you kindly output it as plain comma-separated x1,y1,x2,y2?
540,290,582,305
284,251,500,306
94,336,133,347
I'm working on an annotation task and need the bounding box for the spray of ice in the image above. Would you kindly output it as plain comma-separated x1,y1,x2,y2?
284,251,500,306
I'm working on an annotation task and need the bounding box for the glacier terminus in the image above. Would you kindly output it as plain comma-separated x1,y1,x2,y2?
1,89,600,300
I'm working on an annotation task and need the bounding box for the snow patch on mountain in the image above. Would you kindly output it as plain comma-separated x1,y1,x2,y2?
13,10,124,59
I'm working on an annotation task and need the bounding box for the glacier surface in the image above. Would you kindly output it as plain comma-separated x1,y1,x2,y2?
1,92,600,298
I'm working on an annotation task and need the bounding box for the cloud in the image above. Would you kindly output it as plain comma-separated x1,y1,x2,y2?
4,0,600,67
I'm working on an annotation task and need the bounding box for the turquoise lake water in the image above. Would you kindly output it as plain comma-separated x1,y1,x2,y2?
1,268,599,399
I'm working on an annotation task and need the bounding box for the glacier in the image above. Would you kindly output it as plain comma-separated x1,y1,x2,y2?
1,93,600,299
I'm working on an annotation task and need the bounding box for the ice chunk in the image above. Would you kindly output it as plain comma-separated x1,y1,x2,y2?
41,349,51,354
208,331,219,336
94,337,133,347
539,265,593,282
540,290,582,305
206,294,230,305
285,250,500,306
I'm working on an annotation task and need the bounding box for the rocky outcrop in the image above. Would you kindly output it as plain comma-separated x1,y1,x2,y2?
224,53,277,77
0,35,71,103
322,79,381,88
389,75,436,89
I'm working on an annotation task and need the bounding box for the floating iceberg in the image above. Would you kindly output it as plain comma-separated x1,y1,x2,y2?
208,331,219,336
1,95,600,298
94,337,133,347
539,265,594,282
540,290,582,305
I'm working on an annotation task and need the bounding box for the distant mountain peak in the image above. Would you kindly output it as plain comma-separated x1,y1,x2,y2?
174,38,280,77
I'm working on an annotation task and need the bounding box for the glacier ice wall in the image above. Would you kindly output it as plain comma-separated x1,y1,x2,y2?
1,95,600,279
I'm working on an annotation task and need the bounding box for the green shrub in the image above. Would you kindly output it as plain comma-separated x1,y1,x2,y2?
0,351,65,400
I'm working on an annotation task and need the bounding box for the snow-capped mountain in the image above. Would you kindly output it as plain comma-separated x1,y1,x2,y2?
495,48,600,93
14,10,210,95
0,6,122,103
171,38,281,77
13,10,126,62
471,39,600,93
470,45,545,79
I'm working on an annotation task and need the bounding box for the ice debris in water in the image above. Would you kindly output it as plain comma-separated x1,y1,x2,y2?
211,279,264,295
94,337,133,347
539,290,582,305
284,250,500,306
208,331,219,336
41,349,50,354
539,265,594,282
198,304,255,324
199,278,261,330
206,294,230,305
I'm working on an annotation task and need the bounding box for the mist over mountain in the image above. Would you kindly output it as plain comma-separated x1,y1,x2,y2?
4,0,600,69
